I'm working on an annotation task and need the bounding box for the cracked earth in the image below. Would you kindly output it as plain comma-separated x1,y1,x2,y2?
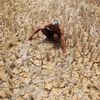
0,0,100,100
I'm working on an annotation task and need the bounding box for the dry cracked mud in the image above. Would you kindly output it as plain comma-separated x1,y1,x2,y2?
0,0,100,100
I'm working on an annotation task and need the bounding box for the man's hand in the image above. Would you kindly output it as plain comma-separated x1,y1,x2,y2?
28,28,41,41
28,35,33,41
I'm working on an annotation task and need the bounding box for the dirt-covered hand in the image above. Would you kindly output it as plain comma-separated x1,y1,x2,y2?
28,35,33,41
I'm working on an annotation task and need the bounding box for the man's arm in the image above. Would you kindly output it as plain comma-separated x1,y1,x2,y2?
28,28,41,40
60,26,67,54
28,22,51,40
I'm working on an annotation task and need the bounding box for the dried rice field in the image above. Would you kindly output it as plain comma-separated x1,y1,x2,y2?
0,0,100,100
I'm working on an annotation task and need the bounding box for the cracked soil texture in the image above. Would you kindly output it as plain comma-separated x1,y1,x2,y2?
0,0,100,100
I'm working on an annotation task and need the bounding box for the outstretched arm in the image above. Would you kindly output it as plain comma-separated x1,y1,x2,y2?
28,22,51,40
61,36,66,53
60,26,67,55
28,28,41,40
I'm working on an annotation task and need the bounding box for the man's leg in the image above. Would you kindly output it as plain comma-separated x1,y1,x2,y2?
54,33,59,43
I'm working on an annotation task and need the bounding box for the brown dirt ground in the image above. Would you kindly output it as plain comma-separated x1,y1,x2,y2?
0,0,100,100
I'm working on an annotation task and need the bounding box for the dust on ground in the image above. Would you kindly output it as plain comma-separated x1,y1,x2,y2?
0,0,100,100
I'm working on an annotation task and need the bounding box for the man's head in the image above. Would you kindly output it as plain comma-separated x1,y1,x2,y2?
52,19,60,26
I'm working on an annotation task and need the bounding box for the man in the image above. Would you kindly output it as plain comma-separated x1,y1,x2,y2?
28,19,67,55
